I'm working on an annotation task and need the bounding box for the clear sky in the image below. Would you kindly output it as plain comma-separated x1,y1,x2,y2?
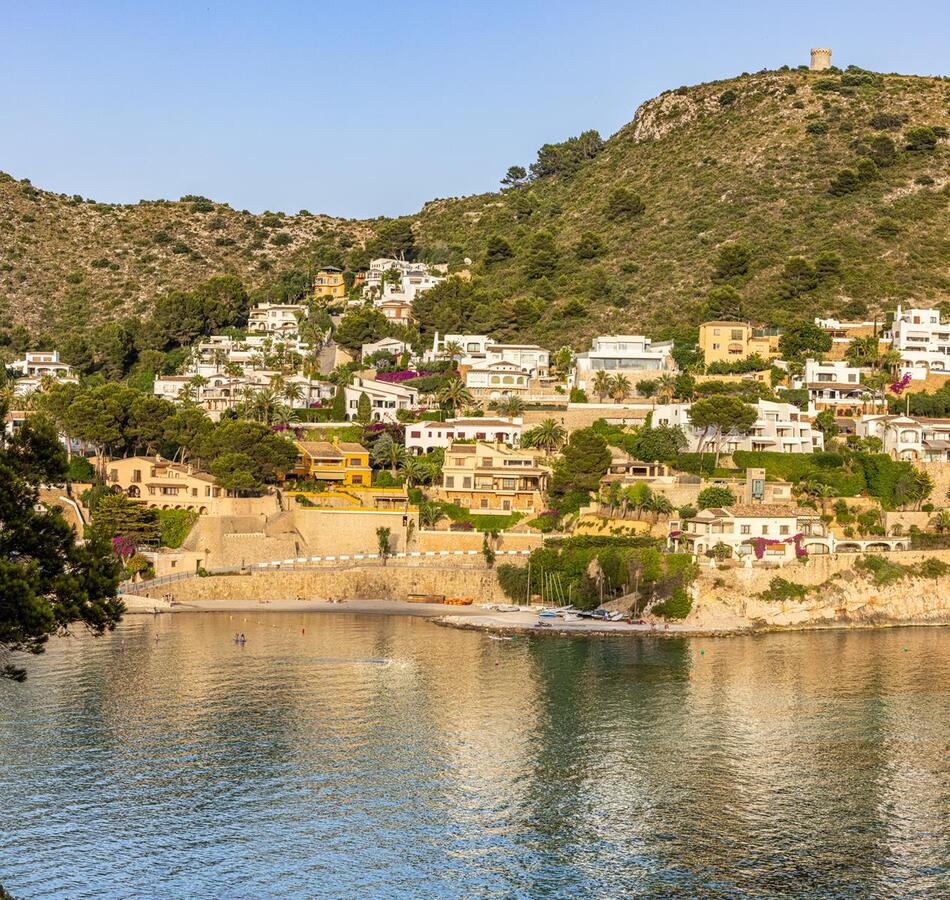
3,1,948,219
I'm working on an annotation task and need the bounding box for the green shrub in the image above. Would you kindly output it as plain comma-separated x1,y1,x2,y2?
918,557,948,579
66,456,95,482
157,509,198,548
855,554,907,587
718,89,737,107
759,577,808,603
652,588,692,620
697,486,736,510
806,121,829,135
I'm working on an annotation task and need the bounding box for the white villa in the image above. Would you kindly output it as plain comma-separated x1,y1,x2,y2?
247,303,307,336
573,335,674,392
856,414,950,462
669,504,834,561
344,376,419,423
465,360,530,397
653,400,823,454
428,333,492,361
802,358,867,413
10,351,78,396
361,337,408,360
405,417,523,454
486,344,549,376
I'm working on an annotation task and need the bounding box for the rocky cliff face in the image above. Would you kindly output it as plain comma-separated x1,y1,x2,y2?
687,554,950,632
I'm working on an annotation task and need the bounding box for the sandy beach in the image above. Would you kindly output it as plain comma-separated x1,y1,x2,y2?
122,593,727,634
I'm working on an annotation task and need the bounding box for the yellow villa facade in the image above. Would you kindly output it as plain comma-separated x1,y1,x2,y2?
293,440,372,485
698,321,780,366
313,267,346,300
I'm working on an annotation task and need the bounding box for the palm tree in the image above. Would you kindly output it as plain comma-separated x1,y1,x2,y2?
523,418,566,454
655,373,676,404
283,382,303,407
380,439,406,475
609,374,632,403
418,501,442,529
929,509,950,533
799,478,838,515
399,455,428,487
648,494,674,523
489,393,525,417
437,378,474,416
592,370,611,403
442,340,464,362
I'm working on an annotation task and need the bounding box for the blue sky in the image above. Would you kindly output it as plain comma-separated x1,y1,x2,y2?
3,1,948,218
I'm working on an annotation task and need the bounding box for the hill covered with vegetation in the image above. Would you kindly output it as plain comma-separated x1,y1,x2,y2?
2,63,949,355
409,65,950,347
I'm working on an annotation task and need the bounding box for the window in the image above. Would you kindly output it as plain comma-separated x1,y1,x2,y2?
463,477,472,489
132,470,142,483
352,475,363,485
740,525,751,535
480,499,489,509
109,469,118,482
503,500,511,510
761,525,769,535
481,457,493,467
780,525,790,535
445,476,455,488
730,329,744,340
502,478,516,489
410,431,421,438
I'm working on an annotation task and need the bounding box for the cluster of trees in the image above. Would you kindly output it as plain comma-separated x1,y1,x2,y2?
495,535,696,613
36,382,297,494
0,395,123,681
502,129,605,185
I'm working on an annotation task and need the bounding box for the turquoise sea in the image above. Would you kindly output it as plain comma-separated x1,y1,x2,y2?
1,613,948,898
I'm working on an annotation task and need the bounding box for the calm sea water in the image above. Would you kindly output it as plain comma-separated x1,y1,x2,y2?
0,613,947,899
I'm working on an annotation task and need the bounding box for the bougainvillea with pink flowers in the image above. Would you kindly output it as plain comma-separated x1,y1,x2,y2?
889,372,912,395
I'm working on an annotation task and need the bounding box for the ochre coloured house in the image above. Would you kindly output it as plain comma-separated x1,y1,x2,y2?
313,266,346,300
293,440,372,485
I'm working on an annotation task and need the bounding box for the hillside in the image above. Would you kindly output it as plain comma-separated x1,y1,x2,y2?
0,179,368,333
2,64,950,352
411,66,950,346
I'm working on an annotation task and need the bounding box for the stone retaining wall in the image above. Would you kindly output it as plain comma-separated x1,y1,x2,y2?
140,559,515,603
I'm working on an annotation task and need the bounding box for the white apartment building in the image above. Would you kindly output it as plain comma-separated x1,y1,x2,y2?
405,417,523,454
379,269,443,305
344,376,419,423
364,258,446,291
653,399,823,454
856,414,950,462
247,303,307,336
573,335,674,391
670,505,833,560
802,358,867,412
890,305,950,376
486,344,549,376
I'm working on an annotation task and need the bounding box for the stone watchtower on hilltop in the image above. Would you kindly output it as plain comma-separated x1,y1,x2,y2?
810,48,832,71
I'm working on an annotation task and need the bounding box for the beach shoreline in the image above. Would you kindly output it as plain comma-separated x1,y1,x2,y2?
122,593,948,638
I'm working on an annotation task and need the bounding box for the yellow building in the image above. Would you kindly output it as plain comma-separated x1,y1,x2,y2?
699,321,780,366
293,440,372,485
437,441,550,514
105,456,227,514
313,266,346,300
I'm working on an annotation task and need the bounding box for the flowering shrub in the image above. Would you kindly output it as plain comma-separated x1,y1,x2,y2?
375,370,434,383
450,521,473,531
112,536,135,561
745,537,783,559
889,372,912,395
